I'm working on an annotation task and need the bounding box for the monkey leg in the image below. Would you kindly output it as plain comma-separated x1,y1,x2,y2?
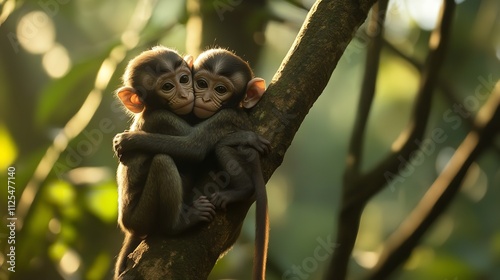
147,154,185,234
214,144,270,279
150,154,216,235
120,154,182,236
210,145,256,209
115,233,142,278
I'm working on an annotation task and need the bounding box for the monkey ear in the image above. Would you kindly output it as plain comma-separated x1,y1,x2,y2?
184,55,194,68
242,78,266,109
117,87,145,113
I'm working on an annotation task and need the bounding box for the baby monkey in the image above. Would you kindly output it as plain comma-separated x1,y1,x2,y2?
114,47,214,278
114,49,270,279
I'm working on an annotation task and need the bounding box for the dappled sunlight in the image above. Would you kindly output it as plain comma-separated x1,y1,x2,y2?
59,249,81,276
42,43,71,78
385,1,412,44
16,10,72,78
17,11,55,54
65,167,113,185
405,0,443,31
48,218,62,235
353,250,380,269
460,163,488,202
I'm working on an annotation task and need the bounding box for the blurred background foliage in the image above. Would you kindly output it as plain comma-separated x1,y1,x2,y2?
0,0,499,279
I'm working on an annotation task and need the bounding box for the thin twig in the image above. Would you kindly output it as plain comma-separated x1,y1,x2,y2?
345,1,386,181
325,1,388,279
384,38,500,154
347,0,456,207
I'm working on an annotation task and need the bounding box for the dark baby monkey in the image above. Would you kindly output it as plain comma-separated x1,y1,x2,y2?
114,46,216,278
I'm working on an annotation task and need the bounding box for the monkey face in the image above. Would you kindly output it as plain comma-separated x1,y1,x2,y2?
193,69,235,118
155,66,194,115
119,47,195,115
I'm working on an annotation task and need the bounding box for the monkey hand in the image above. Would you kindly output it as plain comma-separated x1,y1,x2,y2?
113,131,144,159
218,131,271,155
250,134,271,155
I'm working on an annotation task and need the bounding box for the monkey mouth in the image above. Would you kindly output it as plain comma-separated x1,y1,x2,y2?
174,101,195,115
193,106,216,119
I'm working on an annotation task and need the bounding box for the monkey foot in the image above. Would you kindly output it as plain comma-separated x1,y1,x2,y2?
210,192,231,209
188,196,216,222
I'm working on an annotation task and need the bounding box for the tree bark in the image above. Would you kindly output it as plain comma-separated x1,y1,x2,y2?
119,0,377,278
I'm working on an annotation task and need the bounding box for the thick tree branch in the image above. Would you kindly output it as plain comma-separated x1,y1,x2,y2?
369,80,500,279
120,0,378,278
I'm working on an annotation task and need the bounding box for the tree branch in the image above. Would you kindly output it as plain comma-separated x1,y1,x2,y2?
327,1,456,279
345,0,388,182
369,80,500,279
384,38,500,154
347,0,456,207
326,1,388,279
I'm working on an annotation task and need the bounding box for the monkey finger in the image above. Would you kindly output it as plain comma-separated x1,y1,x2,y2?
258,135,270,144
262,143,271,155
198,209,215,221
198,205,216,218
209,194,226,210
196,196,216,210
220,200,229,209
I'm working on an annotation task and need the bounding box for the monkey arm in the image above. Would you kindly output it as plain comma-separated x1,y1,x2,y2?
114,132,209,163
216,131,271,155
114,109,265,162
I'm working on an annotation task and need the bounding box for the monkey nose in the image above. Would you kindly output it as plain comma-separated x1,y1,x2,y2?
202,97,211,102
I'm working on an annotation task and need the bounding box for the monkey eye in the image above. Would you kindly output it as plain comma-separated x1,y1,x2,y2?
215,85,227,94
196,79,208,89
179,75,189,84
162,83,174,91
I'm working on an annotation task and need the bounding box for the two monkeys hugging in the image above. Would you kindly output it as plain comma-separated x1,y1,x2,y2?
113,47,269,280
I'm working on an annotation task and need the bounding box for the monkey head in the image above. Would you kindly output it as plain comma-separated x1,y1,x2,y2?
192,49,266,119
117,46,194,115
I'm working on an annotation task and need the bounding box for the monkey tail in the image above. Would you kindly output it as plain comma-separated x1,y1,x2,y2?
252,158,269,280
115,233,142,279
